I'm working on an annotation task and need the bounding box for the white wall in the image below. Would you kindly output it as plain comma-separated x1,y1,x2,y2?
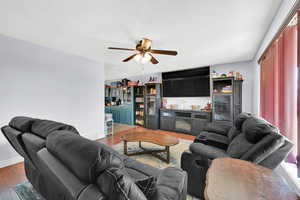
0,35,105,167
211,61,254,113
252,0,298,115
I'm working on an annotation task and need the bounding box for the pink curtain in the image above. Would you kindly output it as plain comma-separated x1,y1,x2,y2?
260,24,298,163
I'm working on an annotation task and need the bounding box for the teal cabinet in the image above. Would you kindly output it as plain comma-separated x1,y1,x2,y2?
104,86,134,126
105,104,134,125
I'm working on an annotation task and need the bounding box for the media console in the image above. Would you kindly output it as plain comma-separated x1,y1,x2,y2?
160,108,212,136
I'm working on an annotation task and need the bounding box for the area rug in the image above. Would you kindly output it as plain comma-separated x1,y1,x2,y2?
14,182,44,200
0,182,44,200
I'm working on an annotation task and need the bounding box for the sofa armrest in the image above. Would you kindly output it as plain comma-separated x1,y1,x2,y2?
241,134,285,164
194,132,229,150
180,151,211,199
203,123,232,136
189,143,228,160
78,185,106,200
152,167,187,200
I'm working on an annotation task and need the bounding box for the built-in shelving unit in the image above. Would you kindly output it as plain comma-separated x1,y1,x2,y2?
145,83,162,129
134,86,145,126
212,77,243,124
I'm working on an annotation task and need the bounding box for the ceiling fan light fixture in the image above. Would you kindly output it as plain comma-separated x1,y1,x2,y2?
140,53,152,64
108,38,177,64
134,54,142,62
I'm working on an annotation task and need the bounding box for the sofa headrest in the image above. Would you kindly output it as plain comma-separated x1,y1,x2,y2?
242,117,279,143
234,113,253,130
9,116,36,132
46,131,123,183
31,120,79,138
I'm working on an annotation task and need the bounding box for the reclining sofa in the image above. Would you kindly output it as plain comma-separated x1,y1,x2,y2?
181,113,294,199
2,116,187,200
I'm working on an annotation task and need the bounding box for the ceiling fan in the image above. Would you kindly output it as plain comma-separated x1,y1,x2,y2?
108,38,178,64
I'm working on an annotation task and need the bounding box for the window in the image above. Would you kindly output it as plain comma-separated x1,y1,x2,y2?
259,8,300,179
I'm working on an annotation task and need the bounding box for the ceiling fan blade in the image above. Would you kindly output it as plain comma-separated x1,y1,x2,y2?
150,49,178,56
123,54,138,62
108,47,136,51
150,54,159,64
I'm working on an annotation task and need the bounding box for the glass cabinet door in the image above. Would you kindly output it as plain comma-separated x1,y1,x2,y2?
147,96,156,116
213,94,232,121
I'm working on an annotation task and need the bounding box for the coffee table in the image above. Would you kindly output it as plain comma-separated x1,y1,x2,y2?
121,131,179,163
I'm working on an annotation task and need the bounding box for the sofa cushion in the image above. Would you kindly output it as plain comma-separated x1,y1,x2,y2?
203,123,231,136
189,143,228,159
135,176,156,199
227,133,254,158
123,158,160,179
97,167,147,200
152,167,187,200
46,131,123,183
37,148,89,200
9,116,36,132
22,133,46,165
227,127,241,142
242,117,279,143
31,120,79,138
198,131,229,144
234,113,252,130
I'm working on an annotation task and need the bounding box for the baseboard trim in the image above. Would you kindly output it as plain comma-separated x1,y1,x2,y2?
0,156,24,168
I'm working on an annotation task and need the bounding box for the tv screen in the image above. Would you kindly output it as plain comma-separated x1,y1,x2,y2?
162,67,210,97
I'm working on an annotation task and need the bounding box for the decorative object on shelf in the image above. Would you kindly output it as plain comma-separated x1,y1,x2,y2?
148,76,158,83
108,38,178,64
191,105,201,111
211,70,244,80
162,98,168,108
202,102,212,112
170,104,179,110
128,81,139,86
211,70,218,78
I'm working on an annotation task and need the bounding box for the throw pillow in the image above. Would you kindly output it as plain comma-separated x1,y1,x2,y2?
97,167,147,200
135,176,157,199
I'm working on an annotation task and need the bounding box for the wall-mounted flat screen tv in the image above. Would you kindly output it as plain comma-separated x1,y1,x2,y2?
162,67,210,97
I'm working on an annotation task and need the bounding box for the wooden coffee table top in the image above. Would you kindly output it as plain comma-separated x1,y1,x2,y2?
121,131,179,147
205,158,299,200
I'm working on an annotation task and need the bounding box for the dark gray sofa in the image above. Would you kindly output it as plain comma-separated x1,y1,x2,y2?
2,117,187,200
181,113,294,199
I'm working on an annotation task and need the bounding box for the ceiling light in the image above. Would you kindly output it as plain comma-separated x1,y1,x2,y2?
134,54,142,62
140,53,151,64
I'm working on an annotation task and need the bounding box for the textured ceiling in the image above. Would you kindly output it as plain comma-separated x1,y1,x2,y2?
0,0,282,80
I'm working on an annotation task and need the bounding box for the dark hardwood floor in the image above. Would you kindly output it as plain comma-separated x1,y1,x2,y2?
0,127,194,189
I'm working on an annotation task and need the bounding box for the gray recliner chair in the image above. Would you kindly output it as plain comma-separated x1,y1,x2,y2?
181,114,294,199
